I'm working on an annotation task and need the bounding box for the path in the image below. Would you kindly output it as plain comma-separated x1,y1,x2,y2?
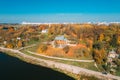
0,47,120,80
18,44,36,50
27,51,94,62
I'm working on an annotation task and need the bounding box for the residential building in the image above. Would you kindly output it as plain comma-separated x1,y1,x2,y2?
52,35,69,48
108,50,118,58
41,29,48,33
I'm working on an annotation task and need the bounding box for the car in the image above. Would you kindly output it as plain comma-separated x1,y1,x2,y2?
102,71,108,75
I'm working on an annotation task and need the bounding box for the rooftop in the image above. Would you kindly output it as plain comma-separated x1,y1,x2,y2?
55,35,67,41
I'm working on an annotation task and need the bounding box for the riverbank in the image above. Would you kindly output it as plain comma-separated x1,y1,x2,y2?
0,47,120,80
0,52,75,80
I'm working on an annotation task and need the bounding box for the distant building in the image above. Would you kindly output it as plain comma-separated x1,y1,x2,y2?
41,29,48,33
17,37,21,40
107,50,119,63
3,41,7,45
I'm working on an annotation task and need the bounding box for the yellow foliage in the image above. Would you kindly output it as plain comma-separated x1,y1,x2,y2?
93,48,106,64
117,36,120,44
8,27,14,32
17,40,22,47
6,43,13,48
105,36,111,42
99,33,104,41
37,44,48,53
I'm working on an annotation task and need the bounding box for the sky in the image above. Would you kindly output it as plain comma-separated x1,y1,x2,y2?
0,0,120,23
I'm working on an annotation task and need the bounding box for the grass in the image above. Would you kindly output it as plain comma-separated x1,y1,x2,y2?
72,56,93,60
20,50,101,79
20,41,99,72
27,39,41,46
116,70,120,76
24,45,93,60
21,50,98,71
80,75,100,80
0,48,103,80
25,45,39,52
20,43,105,72
3,50,99,80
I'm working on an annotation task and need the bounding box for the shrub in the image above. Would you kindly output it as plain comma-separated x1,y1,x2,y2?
63,46,69,53
37,44,48,53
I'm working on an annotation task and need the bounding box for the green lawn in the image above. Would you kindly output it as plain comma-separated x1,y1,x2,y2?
21,50,98,71
116,70,120,76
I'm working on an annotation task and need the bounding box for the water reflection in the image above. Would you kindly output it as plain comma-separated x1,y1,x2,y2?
0,52,75,80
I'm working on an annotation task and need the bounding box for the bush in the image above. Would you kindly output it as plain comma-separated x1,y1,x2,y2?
37,44,48,53
6,43,14,48
93,41,103,50
74,48,84,58
63,46,69,53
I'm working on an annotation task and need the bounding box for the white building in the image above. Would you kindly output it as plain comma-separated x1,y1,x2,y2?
108,50,118,58
41,29,48,33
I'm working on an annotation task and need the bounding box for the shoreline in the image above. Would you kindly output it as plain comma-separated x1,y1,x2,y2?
0,47,120,80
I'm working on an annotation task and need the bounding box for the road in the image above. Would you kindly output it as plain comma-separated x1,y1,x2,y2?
0,47,120,80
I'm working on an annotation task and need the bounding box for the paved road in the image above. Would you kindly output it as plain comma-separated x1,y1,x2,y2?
0,47,120,80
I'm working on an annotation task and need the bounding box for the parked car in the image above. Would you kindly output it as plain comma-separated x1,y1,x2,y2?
102,71,108,75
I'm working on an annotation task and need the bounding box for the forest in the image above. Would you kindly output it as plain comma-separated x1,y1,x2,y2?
0,23,120,75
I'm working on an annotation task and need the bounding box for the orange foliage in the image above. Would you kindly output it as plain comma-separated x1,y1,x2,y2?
17,40,22,47
26,27,35,33
6,43,14,48
37,44,48,53
36,43,90,58
99,33,104,41
45,46,65,57
8,27,14,32
93,48,106,64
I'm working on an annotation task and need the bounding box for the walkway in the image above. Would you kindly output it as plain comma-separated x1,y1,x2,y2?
18,44,36,50
27,51,94,62
0,47,120,80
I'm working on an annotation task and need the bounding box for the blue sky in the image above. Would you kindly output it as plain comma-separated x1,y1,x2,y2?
0,0,120,23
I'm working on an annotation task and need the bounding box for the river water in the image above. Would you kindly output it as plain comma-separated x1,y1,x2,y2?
0,52,74,80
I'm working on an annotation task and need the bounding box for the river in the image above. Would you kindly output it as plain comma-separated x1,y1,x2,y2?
0,52,74,80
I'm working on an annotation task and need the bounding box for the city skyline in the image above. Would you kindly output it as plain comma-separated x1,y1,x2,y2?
0,0,120,23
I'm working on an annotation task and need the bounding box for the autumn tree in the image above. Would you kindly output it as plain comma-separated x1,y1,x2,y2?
17,40,23,48
8,27,14,32
94,54,101,64
117,36,120,45
99,33,104,41
37,44,48,53
116,46,120,54
93,41,103,50
92,48,107,64
6,43,14,48
93,25,104,41
63,46,69,53
110,34,118,48
48,24,61,35
74,48,83,57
